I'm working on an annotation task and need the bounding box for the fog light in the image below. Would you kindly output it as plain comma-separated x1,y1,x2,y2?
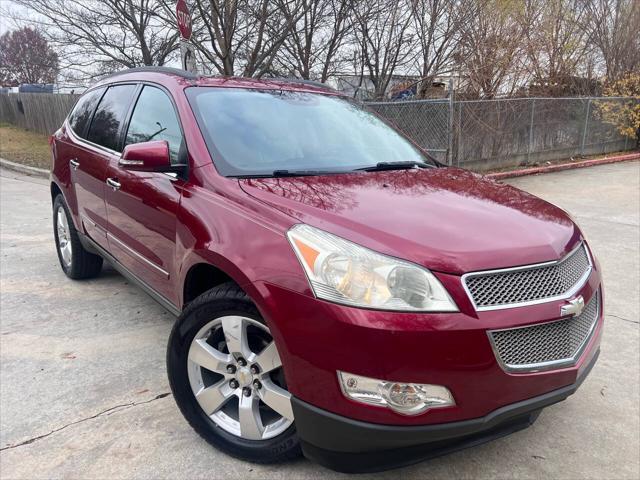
338,371,455,415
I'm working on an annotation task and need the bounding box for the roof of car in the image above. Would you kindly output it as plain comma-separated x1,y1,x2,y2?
95,66,343,96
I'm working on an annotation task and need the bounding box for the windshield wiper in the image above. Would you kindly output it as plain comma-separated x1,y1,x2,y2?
355,161,434,172
231,169,337,179
272,169,335,177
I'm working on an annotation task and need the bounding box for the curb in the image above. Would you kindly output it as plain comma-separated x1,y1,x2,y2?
0,158,50,179
486,151,640,180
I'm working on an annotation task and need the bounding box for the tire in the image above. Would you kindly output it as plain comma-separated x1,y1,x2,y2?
167,283,301,464
53,194,103,279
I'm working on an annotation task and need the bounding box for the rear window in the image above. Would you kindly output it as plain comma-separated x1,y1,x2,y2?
87,84,137,151
67,87,105,138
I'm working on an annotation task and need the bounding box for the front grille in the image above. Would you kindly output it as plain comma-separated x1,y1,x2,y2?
464,243,591,310
488,292,599,372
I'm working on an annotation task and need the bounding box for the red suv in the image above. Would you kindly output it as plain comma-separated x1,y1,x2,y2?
50,67,602,473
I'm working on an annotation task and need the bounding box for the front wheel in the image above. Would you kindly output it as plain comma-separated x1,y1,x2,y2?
167,283,300,463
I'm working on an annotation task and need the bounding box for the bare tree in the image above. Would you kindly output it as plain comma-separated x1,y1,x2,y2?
455,0,526,98
584,0,640,81
410,0,466,97
520,0,594,95
351,0,415,99
8,0,638,96
186,0,307,77
276,0,352,81
11,0,179,81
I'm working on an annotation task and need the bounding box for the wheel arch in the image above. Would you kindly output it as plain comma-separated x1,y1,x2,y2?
50,180,81,230
50,181,63,204
180,257,272,329
182,262,237,307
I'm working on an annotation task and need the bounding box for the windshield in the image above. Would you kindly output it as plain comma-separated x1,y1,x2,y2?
186,87,435,177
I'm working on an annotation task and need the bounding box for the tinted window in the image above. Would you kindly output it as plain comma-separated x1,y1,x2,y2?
186,87,435,177
68,88,104,138
87,84,137,151
125,86,183,164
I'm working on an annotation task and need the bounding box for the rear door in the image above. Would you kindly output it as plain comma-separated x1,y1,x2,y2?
104,84,185,304
63,87,109,247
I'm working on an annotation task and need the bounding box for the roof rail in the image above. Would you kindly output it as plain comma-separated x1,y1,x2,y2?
269,77,336,92
96,69,337,92
99,66,200,81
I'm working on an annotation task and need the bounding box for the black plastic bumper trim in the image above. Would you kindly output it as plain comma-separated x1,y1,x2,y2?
293,348,599,472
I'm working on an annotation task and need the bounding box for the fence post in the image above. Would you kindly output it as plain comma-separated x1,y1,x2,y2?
527,99,535,163
447,78,454,166
580,98,591,157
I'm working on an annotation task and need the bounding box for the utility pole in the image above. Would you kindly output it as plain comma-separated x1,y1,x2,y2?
447,78,454,166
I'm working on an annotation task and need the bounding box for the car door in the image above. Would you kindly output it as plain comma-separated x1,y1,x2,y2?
104,84,185,305
63,86,111,248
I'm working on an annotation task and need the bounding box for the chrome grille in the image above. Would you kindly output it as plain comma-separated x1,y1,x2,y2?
488,292,599,372
464,243,591,310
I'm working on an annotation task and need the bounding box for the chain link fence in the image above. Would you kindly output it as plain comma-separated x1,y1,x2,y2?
365,99,451,160
368,96,639,171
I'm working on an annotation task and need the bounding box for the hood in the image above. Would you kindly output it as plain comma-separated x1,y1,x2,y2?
239,168,581,274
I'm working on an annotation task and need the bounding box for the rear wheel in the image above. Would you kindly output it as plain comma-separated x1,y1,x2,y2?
167,283,300,463
53,194,103,279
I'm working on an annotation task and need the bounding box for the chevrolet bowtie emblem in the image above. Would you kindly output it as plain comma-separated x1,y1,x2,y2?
561,295,585,317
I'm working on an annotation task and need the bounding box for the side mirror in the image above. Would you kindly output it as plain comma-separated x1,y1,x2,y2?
119,140,185,173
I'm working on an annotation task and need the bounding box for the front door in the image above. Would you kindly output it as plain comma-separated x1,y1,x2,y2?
104,85,186,305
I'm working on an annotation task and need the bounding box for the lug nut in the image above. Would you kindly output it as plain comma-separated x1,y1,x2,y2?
237,357,247,366
243,387,252,397
253,379,262,389
229,379,239,389
226,364,237,374
250,364,260,374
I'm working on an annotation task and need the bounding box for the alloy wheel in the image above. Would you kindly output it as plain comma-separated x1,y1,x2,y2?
56,208,72,268
187,316,294,440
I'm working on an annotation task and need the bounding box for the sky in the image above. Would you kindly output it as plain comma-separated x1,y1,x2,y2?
0,1,31,35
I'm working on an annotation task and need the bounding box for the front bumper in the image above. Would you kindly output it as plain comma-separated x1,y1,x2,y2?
255,267,602,427
293,348,599,473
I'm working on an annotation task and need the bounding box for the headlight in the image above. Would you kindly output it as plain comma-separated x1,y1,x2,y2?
287,224,457,312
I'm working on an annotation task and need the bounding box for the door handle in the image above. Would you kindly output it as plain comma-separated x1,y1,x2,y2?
69,159,79,171
106,177,121,191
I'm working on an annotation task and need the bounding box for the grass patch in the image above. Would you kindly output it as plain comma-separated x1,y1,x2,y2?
0,123,52,170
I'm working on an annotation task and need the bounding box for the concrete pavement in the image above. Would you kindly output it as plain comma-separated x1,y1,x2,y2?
0,162,638,479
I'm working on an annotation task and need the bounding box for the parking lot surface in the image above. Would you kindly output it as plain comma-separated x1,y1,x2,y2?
1,162,638,479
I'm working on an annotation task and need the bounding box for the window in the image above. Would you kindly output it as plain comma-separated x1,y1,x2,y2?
68,87,105,138
186,87,434,177
125,86,183,164
87,84,137,151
